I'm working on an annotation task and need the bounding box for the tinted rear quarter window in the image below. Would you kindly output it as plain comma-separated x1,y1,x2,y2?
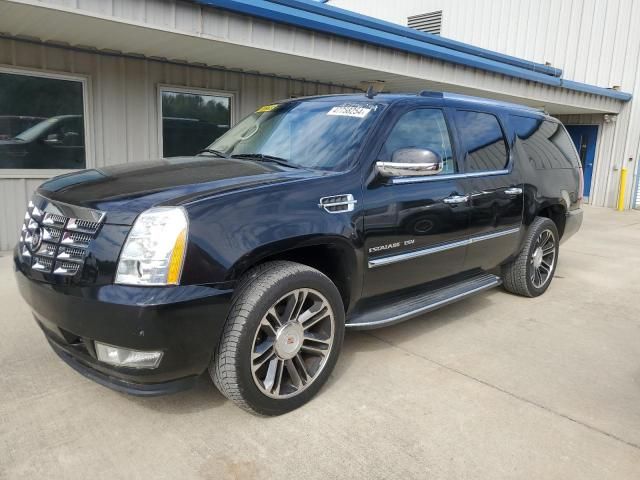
511,115,580,169
453,110,509,172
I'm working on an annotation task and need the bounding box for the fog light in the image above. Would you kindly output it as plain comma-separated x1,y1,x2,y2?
95,342,163,369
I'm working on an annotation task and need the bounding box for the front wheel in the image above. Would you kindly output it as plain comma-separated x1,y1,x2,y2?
211,261,345,415
502,217,559,297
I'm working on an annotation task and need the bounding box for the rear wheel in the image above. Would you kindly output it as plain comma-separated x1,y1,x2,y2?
502,217,559,297
211,261,345,415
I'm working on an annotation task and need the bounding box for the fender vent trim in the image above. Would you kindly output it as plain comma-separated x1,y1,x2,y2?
318,194,357,213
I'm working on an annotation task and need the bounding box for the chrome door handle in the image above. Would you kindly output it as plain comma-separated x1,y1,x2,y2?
504,187,523,195
443,195,469,204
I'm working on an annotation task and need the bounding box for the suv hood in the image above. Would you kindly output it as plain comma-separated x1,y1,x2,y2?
38,157,324,225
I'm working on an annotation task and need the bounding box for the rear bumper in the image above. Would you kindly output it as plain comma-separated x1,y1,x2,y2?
561,208,583,243
15,265,233,393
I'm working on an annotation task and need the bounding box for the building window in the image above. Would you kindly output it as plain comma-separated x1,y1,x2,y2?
0,70,87,170
408,11,443,35
159,86,234,158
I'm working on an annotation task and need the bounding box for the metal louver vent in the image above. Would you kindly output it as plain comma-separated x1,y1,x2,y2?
318,194,357,213
408,10,443,35
18,196,106,277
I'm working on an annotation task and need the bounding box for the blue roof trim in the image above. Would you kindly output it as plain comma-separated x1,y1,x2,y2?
269,0,563,78
192,0,632,102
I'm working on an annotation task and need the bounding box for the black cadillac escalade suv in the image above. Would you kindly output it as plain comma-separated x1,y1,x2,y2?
14,92,583,415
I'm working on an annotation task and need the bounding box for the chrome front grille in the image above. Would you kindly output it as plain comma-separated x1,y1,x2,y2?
19,196,106,277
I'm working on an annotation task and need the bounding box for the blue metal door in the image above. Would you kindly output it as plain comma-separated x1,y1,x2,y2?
565,125,598,197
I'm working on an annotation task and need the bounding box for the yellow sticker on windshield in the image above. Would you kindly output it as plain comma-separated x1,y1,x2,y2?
256,104,279,113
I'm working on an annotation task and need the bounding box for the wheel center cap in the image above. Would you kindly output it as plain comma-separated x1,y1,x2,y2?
532,247,543,268
274,322,304,360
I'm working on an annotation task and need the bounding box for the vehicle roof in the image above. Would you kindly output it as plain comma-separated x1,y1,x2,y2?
289,91,549,118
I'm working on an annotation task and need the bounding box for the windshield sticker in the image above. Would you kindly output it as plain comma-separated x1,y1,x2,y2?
327,104,373,118
256,104,279,113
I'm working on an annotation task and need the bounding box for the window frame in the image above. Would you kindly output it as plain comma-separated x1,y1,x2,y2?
452,108,512,176
157,84,237,160
0,65,93,179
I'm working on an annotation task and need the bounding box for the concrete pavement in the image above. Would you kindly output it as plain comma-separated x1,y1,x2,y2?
1,205,640,479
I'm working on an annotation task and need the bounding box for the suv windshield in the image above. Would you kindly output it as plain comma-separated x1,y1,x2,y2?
206,100,384,171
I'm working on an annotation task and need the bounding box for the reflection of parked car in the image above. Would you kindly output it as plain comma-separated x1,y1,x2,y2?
162,117,227,157
0,115,46,140
0,115,85,169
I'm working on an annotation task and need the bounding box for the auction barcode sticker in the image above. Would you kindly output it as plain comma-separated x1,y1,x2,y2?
327,104,372,118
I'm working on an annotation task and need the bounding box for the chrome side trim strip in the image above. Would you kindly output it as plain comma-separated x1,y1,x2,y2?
368,226,521,268
369,238,469,268
346,277,501,329
468,226,521,244
390,169,509,185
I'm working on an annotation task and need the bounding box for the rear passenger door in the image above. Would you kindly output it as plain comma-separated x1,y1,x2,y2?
451,109,524,271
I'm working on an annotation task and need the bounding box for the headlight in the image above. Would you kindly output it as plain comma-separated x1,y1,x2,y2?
115,207,188,286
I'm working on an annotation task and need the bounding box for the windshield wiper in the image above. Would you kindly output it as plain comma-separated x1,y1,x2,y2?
197,148,228,158
230,153,302,169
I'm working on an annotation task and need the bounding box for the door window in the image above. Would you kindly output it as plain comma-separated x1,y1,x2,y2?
454,110,508,172
379,108,456,174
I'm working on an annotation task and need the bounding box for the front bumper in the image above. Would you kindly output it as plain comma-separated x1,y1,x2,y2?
15,266,233,395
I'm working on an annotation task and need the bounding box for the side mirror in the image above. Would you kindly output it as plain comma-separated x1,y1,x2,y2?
42,134,62,146
376,148,443,178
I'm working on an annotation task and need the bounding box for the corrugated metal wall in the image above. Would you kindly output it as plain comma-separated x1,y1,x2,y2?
0,37,352,250
330,0,640,209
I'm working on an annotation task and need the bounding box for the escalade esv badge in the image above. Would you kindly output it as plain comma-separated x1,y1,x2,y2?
14,92,583,416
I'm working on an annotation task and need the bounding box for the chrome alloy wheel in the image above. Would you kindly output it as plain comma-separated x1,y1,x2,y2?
530,229,556,289
251,288,335,399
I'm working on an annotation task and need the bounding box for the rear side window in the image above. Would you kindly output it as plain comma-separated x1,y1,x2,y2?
379,108,456,174
453,110,509,172
511,115,580,169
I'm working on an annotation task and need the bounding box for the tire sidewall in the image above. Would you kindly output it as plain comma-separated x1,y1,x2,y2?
232,267,345,415
524,219,559,297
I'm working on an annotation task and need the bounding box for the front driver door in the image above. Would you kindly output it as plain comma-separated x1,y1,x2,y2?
362,107,474,299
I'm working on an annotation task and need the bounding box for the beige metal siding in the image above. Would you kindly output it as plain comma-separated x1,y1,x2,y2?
0,37,352,250
331,0,640,209
3,0,625,114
